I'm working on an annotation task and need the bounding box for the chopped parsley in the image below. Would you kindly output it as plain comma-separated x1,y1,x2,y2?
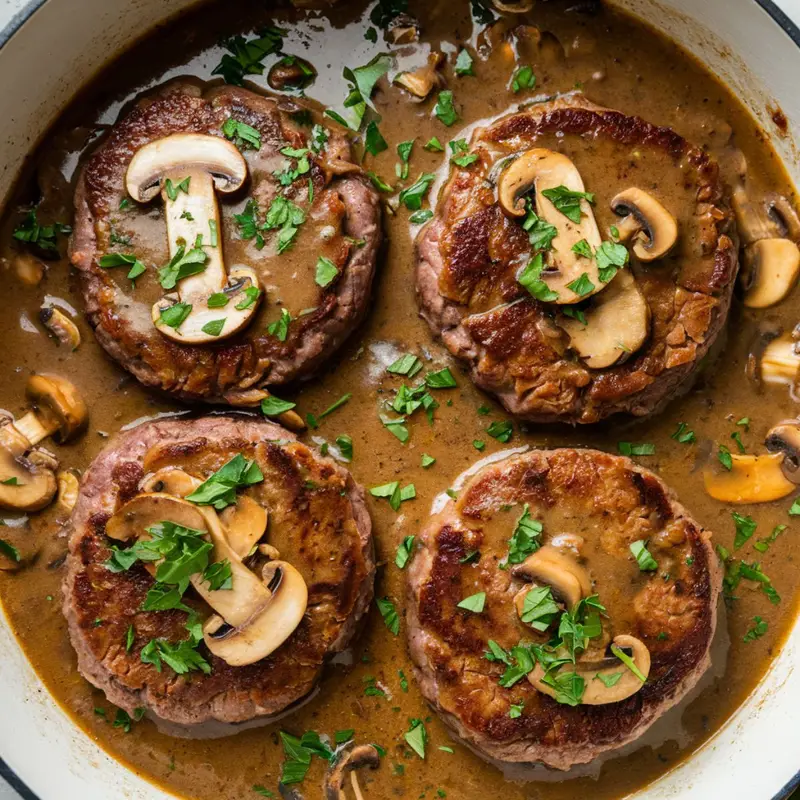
424,137,445,152
264,196,306,253
595,240,629,282
260,394,297,418
370,481,415,512
98,252,147,282
185,453,264,510
158,243,208,289
12,210,71,252
326,54,392,131
457,591,486,613
503,503,542,566
315,256,339,288
523,202,558,251
376,596,400,635
571,239,594,259
234,200,265,249
717,444,733,471
212,27,285,86
487,420,513,443
511,65,536,93
743,616,768,643
618,442,656,456
364,120,388,156
519,586,560,630
732,512,757,550
201,318,226,337
449,138,478,168
404,719,427,759
267,308,292,342
541,185,595,224
433,90,459,127
565,272,595,298
455,48,474,76
630,540,658,571
754,524,786,553
518,253,558,302
158,303,192,330
671,422,696,444
387,353,423,377
0,539,20,563
399,173,436,211
395,535,416,569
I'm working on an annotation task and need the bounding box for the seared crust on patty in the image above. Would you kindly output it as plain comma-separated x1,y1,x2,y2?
71,81,381,404
416,94,738,424
63,416,374,732
406,448,721,769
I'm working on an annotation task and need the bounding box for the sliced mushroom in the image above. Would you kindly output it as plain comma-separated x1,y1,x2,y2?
512,545,591,611
39,306,81,350
529,634,650,705
13,252,45,286
740,238,800,308
56,469,80,511
105,492,209,542
107,493,296,663
765,421,800,483
0,376,86,512
393,52,444,99
324,743,381,800
141,467,201,498
0,423,57,511
610,189,678,262
219,495,268,559
560,268,650,369
498,149,604,303
761,334,800,387
125,133,263,344
703,452,794,504
203,558,308,666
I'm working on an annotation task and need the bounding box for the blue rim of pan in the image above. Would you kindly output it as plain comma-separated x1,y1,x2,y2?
0,0,797,798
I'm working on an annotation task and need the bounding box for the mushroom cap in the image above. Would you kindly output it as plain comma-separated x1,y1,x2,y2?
0,443,57,511
203,559,309,666
765,421,800,484
324,743,381,800
560,268,651,370
105,492,209,542
25,374,87,443
703,452,795,504
741,238,800,309
219,495,268,559
125,133,248,203
610,188,678,262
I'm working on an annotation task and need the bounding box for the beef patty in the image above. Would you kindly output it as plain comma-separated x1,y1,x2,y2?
416,94,738,424
63,416,374,733
407,448,721,770
71,81,381,405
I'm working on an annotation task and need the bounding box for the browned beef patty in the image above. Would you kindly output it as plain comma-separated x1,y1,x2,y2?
406,448,721,770
71,81,381,404
416,95,738,424
63,416,374,733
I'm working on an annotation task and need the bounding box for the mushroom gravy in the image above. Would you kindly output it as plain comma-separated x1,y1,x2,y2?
0,1,798,798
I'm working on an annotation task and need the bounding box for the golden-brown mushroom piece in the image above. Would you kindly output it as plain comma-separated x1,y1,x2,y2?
39,306,81,350
393,51,444,99
498,148,604,303
740,238,800,309
386,13,419,44
760,334,800,387
528,635,650,705
0,423,58,511
512,545,591,611
56,469,80,512
203,558,308,666
559,269,651,369
14,374,87,446
324,743,381,800
610,188,678,262
220,387,306,432
219,495,268,559
703,452,794,504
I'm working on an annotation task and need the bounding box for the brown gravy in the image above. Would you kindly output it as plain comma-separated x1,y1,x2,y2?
0,1,798,798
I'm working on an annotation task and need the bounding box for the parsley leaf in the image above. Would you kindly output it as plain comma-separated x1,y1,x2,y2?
267,308,292,342
185,454,264,510
457,592,486,613
504,503,542,565
455,48,474,76
377,596,400,635
630,540,658,571
433,90,459,126
395,535,416,569
315,256,339,288
518,253,558,302
733,512,757,550
541,185,595,224
212,27,285,85
511,65,535,93
399,173,436,211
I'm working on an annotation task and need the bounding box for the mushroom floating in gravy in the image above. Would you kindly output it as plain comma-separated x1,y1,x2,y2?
324,743,381,800
393,51,445,99
0,375,87,511
512,544,592,616
125,132,263,343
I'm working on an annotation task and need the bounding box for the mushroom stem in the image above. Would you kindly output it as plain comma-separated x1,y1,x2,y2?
14,410,58,447
350,773,365,800
610,188,678,262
